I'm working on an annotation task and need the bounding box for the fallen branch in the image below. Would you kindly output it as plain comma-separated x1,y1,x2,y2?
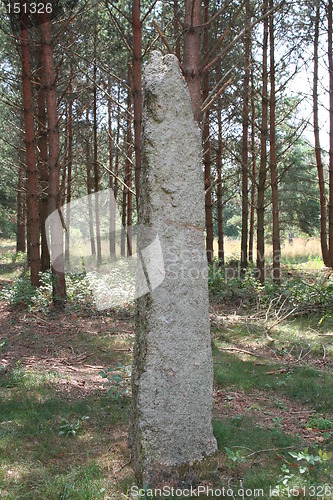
265,306,298,335
115,453,132,473
63,365,80,372
264,368,287,375
220,346,260,358
290,410,314,414
245,445,293,458
322,344,326,361
294,349,312,364
31,314,50,325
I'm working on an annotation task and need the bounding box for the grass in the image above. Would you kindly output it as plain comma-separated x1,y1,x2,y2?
0,363,131,499
213,236,323,266
0,247,26,281
0,239,333,498
213,346,333,411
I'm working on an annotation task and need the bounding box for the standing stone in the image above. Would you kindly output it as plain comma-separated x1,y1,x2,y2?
131,51,217,486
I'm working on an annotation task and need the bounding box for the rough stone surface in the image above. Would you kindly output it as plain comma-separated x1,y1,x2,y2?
131,51,217,486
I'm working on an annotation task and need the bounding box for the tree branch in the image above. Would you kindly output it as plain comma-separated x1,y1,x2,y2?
201,1,285,75
153,20,185,72
141,0,159,24
202,0,234,28
201,78,233,114
105,0,131,24
200,0,245,72
105,2,132,53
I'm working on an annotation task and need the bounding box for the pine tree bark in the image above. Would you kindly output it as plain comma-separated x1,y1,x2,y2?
203,0,213,263
37,47,50,271
126,92,133,258
40,8,66,304
86,109,96,257
249,60,256,264
121,185,127,258
20,2,40,286
16,136,26,253
269,0,281,284
328,0,333,265
217,99,224,265
93,24,102,265
114,85,120,204
256,0,269,283
184,0,202,124
132,0,142,202
108,75,116,257
65,77,73,265
122,77,132,258
313,4,330,266
173,0,181,60
241,0,251,272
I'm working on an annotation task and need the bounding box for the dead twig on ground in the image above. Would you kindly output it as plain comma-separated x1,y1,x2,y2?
245,445,294,458
115,454,132,473
322,344,326,361
265,368,287,375
220,346,260,358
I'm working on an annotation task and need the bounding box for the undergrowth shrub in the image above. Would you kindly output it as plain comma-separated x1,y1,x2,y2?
208,259,333,313
0,271,93,312
208,260,262,305
0,271,36,306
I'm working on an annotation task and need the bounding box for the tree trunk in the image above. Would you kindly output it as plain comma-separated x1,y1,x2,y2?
328,0,333,265
40,8,66,304
126,100,133,258
123,75,132,258
256,0,269,283
121,185,127,258
108,75,116,257
249,61,256,264
241,0,250,272
313,5,330,266
173,0,181,60
65,78,73,265
184,0,202,124
217,99,224,265
269,0,281,284
114,85,120,256
20,2,40,286
93,25,102,265
86,110,96,257
203,0,213,263
37,47,50,272
16,136,26,253
132,0,142,202
114,85,120,204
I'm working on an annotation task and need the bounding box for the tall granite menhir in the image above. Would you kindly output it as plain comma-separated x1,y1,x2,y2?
131,51,217,486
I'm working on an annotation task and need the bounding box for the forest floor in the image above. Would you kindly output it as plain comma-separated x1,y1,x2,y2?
0,241,333,499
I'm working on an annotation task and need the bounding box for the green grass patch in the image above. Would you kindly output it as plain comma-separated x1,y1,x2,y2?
0,363,130,498
213,415,298,451
0,250,27,281
0,462,107,500
0,361,58,389
214,348,333,412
